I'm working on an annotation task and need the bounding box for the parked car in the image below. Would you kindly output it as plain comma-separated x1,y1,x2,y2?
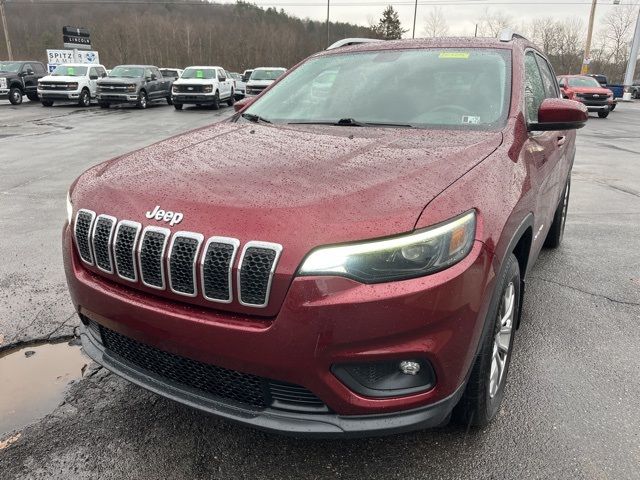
171,66,235,110
96,65,173,109
558,74,613,118
245,67,286,96
241,69,253,83
229,72,245,98
160,68,183,80
63,33,587,437
38,63,108,107
0,60,47,105
586,74,617,111
632,81,640,99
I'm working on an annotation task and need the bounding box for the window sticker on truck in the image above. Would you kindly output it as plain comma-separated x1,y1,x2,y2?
67,67,75,75
196,70,204,78
439,52,470,59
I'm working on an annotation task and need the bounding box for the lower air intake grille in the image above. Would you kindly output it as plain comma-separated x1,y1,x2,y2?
169,234,203,295
74,209,95,264
114,222,140,281
239,243,281,307
99,325,326,412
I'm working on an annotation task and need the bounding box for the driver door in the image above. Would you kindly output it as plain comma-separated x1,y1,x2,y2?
20,63,37,96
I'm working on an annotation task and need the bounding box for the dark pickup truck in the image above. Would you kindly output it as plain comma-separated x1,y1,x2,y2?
96,65,173,109
0,60,47,105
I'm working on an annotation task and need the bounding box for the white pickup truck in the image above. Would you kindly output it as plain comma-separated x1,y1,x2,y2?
171,66,235,110
245,67,286,97
37,63,107,107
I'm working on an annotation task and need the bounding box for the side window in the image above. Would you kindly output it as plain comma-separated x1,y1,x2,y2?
144,68,153,79
33,63,45,74
218,69,225,80
22,63,33,73
524,52,546,123
152,68,161,78
535,54,559,99
97,67,106,77
89,67,97,78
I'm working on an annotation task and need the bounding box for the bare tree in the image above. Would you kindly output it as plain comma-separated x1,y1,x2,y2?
422,7,449,38
477,8,513,37
599,4,636,80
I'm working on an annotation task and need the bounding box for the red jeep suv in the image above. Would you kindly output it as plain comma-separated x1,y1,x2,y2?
63,35,587,437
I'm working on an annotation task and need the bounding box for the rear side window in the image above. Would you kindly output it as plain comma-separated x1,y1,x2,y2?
535,54,559,99
524,52,546,123
33,63,46,74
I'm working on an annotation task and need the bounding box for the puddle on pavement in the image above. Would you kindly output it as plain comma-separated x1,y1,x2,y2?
0,340,87,436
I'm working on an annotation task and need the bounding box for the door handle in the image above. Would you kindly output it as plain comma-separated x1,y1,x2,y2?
557,135,566,147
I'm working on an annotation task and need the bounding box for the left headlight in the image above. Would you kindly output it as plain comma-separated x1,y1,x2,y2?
298,210,476,284
66,190,73,225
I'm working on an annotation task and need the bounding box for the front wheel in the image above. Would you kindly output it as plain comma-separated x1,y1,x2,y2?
211,91,220,110
452,253,521,428
78,89,91,107
544,175,570,249
173,103,183,110
609,104,616,111
8,87,23,105
27,93,39,102
598,111,609,118
166,95,173,105
226,90,235,107
136,91,148,109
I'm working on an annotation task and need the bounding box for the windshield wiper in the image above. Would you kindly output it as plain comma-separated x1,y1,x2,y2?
241,113,272,124
288,118,414,128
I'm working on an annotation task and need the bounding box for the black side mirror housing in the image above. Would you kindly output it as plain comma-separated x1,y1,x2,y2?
218,76,225,82
89,75,98,80
150,74,157,81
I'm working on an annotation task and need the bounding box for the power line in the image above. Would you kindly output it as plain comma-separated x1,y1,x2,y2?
4,0,638,5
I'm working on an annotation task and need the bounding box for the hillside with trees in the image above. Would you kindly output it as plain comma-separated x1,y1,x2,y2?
0,0,378,70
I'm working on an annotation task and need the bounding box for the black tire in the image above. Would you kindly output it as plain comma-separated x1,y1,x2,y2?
609,104,616,111
8,86,23,105
166,95,173,105
452,253,521,428
226,90,235,107
78,89,91,107
27,93,39,102
99,102,110,109
598,111,609,118
136,90,148,109
544,175,570,249
41,100,54,107
173,103,183,110
212,91,220,110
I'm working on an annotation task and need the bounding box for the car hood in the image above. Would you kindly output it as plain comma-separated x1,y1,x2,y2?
246,80,275,87
0,72,17,79
40,75,84,82
173,78,216,85
98,77,142,84
570,86,612,95
73,123,502,315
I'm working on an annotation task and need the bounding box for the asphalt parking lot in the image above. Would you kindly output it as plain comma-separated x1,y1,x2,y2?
1,99,639,479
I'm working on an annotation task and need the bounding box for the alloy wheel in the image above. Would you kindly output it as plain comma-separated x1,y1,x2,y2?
489,281,515,398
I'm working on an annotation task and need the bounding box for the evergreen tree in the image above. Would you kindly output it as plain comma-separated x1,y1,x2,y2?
373,6,407,40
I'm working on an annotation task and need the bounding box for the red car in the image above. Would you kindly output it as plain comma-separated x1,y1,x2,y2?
558,74,614,118
64,35,587,437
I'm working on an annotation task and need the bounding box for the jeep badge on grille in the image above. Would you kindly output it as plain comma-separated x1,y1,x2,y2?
145,206,183,226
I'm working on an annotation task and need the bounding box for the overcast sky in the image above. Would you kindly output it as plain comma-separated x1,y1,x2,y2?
217,0,639,37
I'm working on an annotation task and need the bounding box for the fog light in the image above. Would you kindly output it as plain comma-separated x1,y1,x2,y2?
332,359,435,398
399,360,421,375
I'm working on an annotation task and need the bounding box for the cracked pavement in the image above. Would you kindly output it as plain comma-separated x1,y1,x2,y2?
1,100,639,479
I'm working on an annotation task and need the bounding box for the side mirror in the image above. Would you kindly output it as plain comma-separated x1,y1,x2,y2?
101,72,107,78
529,98,588,132
150,73,157,81
234,96,256,112
89,74,98,80
218,76,226,82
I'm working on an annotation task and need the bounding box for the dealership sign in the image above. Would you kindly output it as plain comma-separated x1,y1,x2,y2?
46,49,100,73
63,26,92,50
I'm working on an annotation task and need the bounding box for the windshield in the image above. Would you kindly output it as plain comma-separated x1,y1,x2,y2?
0,62,21,73
181,68,216,79
109,66,144,78
52,65,88,76
250,69,285,81
568,76,601,88
244,49,510,129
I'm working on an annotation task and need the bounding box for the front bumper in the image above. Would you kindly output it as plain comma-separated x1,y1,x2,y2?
63,223,495,435
0,88,9,98
576,98,611,111
172,93,216,104
38,89,81,100
97,93,138,103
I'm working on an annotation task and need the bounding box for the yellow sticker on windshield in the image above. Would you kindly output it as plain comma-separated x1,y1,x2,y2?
439,52,470,59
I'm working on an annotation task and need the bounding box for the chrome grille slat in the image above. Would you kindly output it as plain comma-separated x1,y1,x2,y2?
113,221,141,282
138,226,170,290
92,214,117,273
74,209,96,265
238,241,282,308
200,237,239,303
168,232,204,297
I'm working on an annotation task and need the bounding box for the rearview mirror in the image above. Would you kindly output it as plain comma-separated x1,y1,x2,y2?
234,96,256,112
529,98,588,132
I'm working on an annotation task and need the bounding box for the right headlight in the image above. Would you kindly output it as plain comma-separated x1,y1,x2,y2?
298,210,476,284
66,190,73,225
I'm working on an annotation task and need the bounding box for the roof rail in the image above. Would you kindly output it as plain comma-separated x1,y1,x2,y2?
326,38,383,50
498,29,529,42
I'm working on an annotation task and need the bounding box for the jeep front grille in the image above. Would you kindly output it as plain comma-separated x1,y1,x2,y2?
72,212,282,308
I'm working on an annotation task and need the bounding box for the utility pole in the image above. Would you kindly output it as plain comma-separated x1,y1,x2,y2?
622,7,640,100
0,0,13,61
581,0,598,74
326,0,330,48
412,0,418,39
